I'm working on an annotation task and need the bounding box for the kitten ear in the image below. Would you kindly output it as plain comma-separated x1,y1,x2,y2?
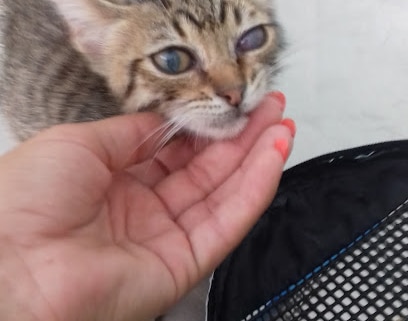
50,0,123,60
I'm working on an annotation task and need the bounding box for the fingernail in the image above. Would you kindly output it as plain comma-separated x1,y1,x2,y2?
281,118,297,137
268,91,286,110
274,138,290,161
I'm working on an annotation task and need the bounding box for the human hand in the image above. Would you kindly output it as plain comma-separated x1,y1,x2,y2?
0,92,295,321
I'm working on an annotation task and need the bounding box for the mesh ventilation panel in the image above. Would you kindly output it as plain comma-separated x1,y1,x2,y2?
244,201,408,321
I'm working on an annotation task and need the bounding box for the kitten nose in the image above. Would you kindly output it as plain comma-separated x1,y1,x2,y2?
217,87,243,107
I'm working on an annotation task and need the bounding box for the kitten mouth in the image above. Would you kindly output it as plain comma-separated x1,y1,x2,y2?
168,103,252,140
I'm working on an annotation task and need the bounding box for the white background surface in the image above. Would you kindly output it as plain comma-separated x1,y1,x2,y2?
275,0,408,169
0,1,408,319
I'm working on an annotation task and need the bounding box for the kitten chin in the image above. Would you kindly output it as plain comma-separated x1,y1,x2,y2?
183,115,249,140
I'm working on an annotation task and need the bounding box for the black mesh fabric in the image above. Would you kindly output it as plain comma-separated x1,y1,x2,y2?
242,201,408,321
207,141,408,321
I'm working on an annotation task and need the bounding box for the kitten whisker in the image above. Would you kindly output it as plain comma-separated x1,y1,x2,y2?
154,119,184,152
193,122,206,152
157,0,171,15
133,120,176,155
144,115,195,175
194,132,199,152
150,121,177,147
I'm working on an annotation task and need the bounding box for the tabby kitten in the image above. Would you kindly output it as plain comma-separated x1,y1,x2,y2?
0,0,283,141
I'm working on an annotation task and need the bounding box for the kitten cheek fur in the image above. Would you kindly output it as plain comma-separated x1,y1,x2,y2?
50,1,154,98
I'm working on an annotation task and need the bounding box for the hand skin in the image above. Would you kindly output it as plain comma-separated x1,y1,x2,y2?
0,92,294,321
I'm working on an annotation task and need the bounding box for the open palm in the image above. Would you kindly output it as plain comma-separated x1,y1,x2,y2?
0,93,293,321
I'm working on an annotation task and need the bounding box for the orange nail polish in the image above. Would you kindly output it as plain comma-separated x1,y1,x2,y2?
281,118,297,137
274,138,289,161
269,91,286,106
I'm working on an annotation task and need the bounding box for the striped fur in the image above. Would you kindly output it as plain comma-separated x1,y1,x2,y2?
0,0,283,140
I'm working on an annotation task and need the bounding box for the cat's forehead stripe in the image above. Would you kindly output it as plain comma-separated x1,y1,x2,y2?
175,9,204,30
219,0,227,24
233,6,242,25
158,0,172,10
172,19,187,38
167,1,247,35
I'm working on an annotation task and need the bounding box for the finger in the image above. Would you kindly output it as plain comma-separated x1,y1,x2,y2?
35,113,169,171
180,124,294,271
237,91,286,145
154,92,286,216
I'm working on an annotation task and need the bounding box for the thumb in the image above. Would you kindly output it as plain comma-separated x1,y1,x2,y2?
35,113,166,171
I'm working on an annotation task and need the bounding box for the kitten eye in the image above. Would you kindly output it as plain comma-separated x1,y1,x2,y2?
152,47,194,75
236,26,267,53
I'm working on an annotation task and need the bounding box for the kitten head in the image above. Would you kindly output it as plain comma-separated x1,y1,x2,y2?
51,0,283,139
